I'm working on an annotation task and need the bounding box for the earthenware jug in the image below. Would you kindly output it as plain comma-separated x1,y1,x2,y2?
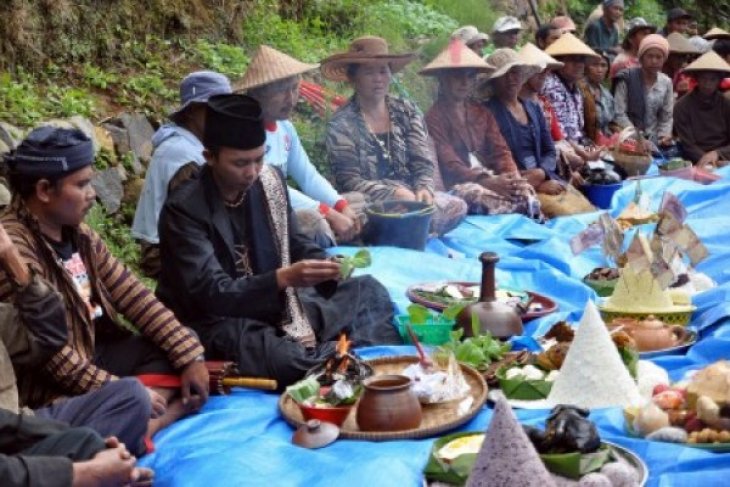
611,315,688,351
356,374,422,432
457,252,523,339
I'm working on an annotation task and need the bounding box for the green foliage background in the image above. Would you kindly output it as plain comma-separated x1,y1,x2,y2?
0,0,726,270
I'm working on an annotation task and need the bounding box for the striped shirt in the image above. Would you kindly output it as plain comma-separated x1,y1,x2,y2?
0,199,204,407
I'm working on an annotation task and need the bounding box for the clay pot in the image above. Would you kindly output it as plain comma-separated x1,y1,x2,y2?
356,375,422,432
610,315,689,351
457,252,523,339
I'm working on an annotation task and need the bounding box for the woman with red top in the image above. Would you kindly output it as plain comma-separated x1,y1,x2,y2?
422,40,537,216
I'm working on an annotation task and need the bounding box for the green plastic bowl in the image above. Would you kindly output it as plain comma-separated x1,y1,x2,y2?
396,315,455,346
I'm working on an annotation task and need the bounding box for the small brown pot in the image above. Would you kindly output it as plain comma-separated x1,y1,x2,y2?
356,374,422,432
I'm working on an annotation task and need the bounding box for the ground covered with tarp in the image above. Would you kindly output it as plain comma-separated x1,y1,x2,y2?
140,167,730,486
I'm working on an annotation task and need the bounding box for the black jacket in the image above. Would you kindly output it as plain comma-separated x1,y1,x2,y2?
156,166,327,328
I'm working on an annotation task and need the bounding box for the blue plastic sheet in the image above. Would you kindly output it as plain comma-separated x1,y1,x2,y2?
140,168,730,486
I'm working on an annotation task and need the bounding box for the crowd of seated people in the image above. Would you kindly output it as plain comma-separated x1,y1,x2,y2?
3,3,730,484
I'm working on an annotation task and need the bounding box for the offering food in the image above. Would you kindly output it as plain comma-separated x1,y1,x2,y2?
625,361,730,449
286,335,373,425
546,302,642,409
425,397,645,486
402,352,470,404
409,282,530,309
436,328,512,372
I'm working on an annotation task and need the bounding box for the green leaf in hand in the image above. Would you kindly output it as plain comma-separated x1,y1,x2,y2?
350,248,372,268
338,248,372,279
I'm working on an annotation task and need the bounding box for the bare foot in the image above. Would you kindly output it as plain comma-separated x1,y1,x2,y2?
147,398,187,437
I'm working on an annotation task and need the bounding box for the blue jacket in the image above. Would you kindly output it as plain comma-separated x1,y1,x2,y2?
132,124,205,244
485,98,559,181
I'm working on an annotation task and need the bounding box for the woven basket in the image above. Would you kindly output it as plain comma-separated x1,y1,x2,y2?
612,149,652,176
278,355,488,441
599,308,694,326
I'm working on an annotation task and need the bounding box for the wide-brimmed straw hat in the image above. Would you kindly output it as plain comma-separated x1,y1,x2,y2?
704,27,730,41
485,48,542,82
545,32,600,59
667,33,700,55
419,40,494,76
235,45,318,92
518,42,564,71
320,36,416,82
683,51,730,76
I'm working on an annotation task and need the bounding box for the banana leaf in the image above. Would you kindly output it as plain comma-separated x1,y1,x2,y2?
423,432,483,486
496,368,553,400
540,445,613,479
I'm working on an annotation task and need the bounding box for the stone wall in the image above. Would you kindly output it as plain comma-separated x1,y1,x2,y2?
0,113,155,213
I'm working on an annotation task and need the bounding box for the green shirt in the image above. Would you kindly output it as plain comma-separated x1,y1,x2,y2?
584,18,619,54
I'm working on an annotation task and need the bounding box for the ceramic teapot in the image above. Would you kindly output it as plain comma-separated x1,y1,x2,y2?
456,252,523,339
611,315,688,351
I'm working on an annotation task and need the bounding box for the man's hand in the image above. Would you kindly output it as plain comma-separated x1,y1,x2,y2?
392,186,416,201
414,188,434,205
0,223,30,287
72,439,136,487
697,150,720,168
146,387,167,418
276,259,341,289
180,360,209,412
538,179,564,195
325,210,358,242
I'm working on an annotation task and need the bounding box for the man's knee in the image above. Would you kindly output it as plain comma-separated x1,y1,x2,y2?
104,378,152,421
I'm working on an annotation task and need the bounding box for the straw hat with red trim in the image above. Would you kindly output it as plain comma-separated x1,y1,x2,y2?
235,45,318,92
419,39,494,76
544,32,600,59
683,51,730,76
703,27,730,41
320,36,416,82
518,42,564,70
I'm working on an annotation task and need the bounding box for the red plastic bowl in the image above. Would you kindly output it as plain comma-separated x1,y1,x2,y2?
298,403,353,427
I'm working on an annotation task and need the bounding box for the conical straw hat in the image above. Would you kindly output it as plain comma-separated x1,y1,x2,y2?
419,39,494,75
235,45,318,92
683,50,730,75
703,27,730,40
466,393,556,487
320,36,415,82
545,32,599,59
518,42,564,70
667,33,700,55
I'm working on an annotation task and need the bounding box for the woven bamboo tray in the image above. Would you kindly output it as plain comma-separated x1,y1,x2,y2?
278,356,488,441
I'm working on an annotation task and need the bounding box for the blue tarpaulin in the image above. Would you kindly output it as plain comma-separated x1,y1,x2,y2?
140,167,730,486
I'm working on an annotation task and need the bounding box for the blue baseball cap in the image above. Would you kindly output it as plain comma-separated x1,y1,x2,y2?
170,71,232,119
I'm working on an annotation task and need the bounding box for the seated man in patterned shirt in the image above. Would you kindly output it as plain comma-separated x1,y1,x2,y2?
0,126,209,440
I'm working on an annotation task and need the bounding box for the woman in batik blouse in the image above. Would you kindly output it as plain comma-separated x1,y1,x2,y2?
322,36,467,236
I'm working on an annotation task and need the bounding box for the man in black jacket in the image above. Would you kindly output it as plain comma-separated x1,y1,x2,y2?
157,94,400,387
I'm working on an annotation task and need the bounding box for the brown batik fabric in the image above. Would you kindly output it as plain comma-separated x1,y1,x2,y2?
258,166,316,347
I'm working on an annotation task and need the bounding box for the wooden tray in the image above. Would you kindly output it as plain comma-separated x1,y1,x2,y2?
279,356,488,441
406,281,558,322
